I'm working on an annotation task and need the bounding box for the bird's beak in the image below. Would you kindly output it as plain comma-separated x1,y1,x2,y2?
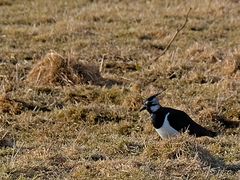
140,105,147,111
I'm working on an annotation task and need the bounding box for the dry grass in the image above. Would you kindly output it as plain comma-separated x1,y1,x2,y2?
26,51,104,86
0,0,239,179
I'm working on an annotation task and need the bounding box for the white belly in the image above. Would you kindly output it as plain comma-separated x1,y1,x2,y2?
155,113,180,139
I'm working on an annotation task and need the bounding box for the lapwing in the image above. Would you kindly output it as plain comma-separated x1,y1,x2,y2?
140,93,217,139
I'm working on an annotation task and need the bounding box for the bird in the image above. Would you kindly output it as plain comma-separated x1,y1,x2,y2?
140,93,217,139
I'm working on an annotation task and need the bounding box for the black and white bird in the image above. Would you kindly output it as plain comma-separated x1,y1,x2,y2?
140,93,217,139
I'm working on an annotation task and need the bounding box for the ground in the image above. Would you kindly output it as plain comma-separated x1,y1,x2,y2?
0,0,239,179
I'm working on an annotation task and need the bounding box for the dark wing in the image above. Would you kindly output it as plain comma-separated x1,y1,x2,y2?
151,110,166,129
166,108,217,137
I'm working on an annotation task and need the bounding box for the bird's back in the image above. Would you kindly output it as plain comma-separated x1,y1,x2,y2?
161,107,217,137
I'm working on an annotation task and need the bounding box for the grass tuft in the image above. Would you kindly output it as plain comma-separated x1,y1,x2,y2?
26,51,103,86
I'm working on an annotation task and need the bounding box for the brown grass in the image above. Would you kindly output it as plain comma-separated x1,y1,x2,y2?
26,51,103,86
0,0,239,179
0,95,21,114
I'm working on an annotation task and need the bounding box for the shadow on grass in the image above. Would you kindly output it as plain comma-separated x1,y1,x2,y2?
197,146,240,173
212,114,240,129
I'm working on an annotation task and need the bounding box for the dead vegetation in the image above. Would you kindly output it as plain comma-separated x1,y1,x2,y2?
0,0,239,179
26,51,104,86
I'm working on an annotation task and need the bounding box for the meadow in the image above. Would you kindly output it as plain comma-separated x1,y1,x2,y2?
0,0,239,179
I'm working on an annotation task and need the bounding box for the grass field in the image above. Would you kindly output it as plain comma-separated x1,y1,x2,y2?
0,0,239,179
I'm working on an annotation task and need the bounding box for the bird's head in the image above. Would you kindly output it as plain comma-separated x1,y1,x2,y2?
140,93,161,113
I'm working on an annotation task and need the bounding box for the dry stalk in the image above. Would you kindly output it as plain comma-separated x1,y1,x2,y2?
153,8,192,61
99,55,106,73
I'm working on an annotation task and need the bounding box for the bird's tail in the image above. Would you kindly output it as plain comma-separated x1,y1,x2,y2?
191,123,217,138
206,130,217,137
198,127,218,137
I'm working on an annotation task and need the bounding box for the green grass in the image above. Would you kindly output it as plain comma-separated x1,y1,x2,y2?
0,0,239,179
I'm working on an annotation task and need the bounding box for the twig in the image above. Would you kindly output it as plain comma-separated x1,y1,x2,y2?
10,142,24,167
207,0,213,13
99,54,105,73
153,8,191,61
